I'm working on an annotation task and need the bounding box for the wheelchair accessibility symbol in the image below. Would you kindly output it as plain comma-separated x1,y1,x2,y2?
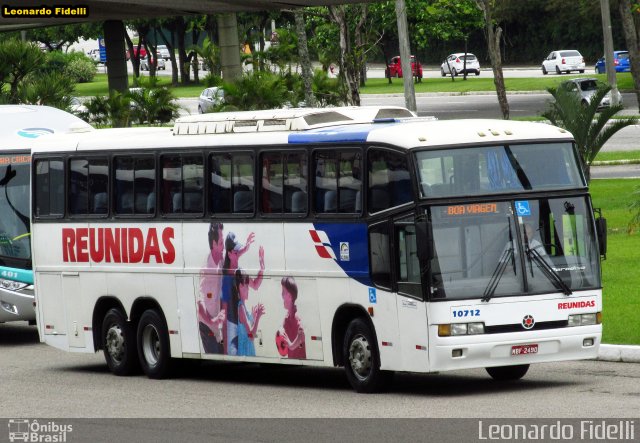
515,201,531,216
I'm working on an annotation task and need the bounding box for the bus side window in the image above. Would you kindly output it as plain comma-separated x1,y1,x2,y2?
69,157,108,216
161,154,204,215
369,221,392,290
210,152,255,215
34,159,64,218
368,149,412,214
314,149,362,214
115,156,156,215
260,151,307,215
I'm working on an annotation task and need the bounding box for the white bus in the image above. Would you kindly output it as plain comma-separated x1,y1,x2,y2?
32,107,606,392
0,105,91,326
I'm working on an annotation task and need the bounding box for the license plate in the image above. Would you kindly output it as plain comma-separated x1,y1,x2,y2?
511,344,538,356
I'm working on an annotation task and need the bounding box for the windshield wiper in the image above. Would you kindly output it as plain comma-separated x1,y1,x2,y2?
526,247,572,295
482,220,517,302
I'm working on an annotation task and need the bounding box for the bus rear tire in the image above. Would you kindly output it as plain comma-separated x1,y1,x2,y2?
137,309,173,379
343,318,393,393
102,308,139,376
486,364,529,381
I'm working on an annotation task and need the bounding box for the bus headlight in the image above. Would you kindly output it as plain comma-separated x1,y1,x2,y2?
568,313,600,326
0,279,28,291
439,322,485,336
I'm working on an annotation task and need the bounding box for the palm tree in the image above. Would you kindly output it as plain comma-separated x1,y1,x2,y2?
542,84,638,183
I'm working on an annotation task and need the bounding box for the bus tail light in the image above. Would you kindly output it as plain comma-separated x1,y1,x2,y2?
568,312,600,326
438,322,485,336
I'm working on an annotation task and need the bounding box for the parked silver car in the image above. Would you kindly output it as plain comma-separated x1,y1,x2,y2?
157,45,171,60
140,56,166,71
198,87,225,113
559,78,623,109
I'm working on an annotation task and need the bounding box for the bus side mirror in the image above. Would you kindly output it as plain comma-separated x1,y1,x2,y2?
415,219,432,263
594,209,607,260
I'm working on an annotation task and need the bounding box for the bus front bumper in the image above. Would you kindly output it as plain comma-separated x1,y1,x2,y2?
430,325,602,372
0,285,35,323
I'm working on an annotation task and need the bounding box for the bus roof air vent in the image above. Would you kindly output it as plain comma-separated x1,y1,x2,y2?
172,106,416,135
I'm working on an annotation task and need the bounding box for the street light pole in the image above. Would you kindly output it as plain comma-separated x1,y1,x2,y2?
395,0,416,113
600,0,619,105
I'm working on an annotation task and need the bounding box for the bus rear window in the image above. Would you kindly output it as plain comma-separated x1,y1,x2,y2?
416,142,584,198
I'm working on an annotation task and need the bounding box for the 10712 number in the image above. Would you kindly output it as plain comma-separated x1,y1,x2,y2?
453,309,480,318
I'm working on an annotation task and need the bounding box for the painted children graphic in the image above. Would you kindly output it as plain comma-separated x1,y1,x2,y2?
276,277,306,359
197,223,226,354
221,231,264,355
235,268,266,357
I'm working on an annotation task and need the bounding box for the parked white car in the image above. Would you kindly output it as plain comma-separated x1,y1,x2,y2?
542,50,585,75
440,53,480,76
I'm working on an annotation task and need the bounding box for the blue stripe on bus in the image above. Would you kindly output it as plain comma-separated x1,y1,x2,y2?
0,266,33,285
312,222,372,287
288,123,386,144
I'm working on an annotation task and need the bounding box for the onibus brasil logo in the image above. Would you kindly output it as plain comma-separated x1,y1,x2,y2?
8,419,72,442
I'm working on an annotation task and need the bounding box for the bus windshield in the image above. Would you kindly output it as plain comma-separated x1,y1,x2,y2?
416,142,584,198
428,196,600,300
0,156,31,263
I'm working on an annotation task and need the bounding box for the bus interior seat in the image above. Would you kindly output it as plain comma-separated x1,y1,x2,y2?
135,192,149,213
93,192,107,214
146,192,156,213
119,191,133,213
172,193,182,212
233,190,253,212
324,190,337,212
355,190,362,212
291,190,307,213
183,192,202,213
339,188,358,212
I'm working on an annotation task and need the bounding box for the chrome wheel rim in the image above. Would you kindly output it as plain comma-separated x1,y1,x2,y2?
142,324,161,367
105,324,125,363
348,334,372,381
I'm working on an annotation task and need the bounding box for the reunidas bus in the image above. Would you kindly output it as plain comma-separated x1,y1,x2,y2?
31,107,606,392
0,105,91,326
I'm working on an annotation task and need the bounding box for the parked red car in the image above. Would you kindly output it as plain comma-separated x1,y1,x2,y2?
125,47,147,60
386,55,423,79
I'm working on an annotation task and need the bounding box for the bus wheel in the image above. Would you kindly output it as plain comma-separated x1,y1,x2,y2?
343,318,392,393
137,309,172,379
102,308,139,376
486,364,529,381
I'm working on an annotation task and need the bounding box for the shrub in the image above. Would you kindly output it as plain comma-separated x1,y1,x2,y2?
65,57,96,83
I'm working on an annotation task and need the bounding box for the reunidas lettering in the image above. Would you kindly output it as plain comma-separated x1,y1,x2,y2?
62,227,175,264
557,300,596,310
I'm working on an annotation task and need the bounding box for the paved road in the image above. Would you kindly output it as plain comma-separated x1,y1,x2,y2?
1,322,638,419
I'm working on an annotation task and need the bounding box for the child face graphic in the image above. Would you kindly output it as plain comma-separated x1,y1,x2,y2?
282,287,294,311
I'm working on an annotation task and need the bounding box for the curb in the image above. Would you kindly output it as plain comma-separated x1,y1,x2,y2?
598,344,640,363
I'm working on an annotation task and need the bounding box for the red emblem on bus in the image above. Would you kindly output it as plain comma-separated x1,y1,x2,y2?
522,315,535,330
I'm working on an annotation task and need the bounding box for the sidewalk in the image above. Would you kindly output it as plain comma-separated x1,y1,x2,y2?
598,344,640,363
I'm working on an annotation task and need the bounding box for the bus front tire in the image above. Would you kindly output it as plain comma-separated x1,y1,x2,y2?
137,309,173,379
343,318,392,393
486,364,529,381
102,308,139,376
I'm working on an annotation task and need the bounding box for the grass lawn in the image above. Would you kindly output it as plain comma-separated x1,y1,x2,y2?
359,72,636,94
76,72,637,98
75,74,205,98
594,150,640,163
589,178,640,344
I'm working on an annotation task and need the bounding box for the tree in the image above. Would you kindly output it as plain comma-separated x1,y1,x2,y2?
542,83,638,182
475,0,509,119
28,23,102,52
618,0,640,113
294,9,316,107
0,39,45,104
